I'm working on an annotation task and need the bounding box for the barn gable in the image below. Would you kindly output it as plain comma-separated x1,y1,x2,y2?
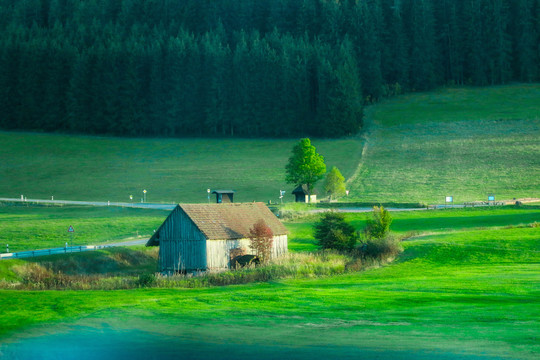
147,205,207,272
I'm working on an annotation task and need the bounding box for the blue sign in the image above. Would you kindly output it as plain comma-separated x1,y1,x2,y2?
488,195,495,201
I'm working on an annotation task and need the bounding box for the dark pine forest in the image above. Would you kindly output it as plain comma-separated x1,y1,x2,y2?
0,0,538,138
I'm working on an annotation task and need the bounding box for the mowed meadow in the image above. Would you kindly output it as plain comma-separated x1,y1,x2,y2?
350,84,540,204
0,204,167,252
0,134,362,204
0,205,539,359
1,84,538,205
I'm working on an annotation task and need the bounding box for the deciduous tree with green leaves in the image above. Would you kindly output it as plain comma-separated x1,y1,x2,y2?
364,206,392,239
285,138,326,201
324,166,346,200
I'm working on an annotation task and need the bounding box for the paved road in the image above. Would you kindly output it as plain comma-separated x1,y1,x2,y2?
0,196,530,260
0,238,148,260
0,197,176,210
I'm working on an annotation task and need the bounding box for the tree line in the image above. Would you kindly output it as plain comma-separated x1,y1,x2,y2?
0,0,538,138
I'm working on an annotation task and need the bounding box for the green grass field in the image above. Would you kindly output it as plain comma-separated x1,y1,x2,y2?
1,84,537,205
0,204,167,252
1,206,539,358
0,84,539,358
0,133,362,204
349,84,540,203
287,205,540,251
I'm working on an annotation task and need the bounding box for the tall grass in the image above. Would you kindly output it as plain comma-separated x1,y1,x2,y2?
1,249,398,290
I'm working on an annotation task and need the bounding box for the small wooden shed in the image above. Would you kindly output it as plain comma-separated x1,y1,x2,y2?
146,202,288,273
212,190,235,203
292,185,317,203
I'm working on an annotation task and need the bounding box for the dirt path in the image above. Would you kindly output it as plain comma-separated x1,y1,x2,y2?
345,106,378,187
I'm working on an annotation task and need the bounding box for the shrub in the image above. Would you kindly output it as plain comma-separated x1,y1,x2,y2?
363,234,403,260
364,206,392,239
314,212,358,251
136,273,156,287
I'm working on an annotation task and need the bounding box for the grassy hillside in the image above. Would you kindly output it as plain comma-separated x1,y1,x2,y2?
1,84,538,205
0,134,362,204
0,204,167,252
1,207,539,359
349,84,540,203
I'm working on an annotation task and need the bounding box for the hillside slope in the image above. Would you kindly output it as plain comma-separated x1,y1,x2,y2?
1,84,538,205
0,135,362,204
348,84,540,204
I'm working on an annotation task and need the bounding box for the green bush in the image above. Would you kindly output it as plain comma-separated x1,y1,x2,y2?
364,206,392,239
314,212,358,251
136,273,156,287
363,234,403,260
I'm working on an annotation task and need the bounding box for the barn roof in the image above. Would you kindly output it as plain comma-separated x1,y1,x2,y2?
146,202,287,246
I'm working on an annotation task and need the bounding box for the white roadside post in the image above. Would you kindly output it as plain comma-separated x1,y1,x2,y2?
207,189,211,203
68,225,75,252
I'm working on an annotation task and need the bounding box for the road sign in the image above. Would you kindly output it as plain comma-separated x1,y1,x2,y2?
445,196,453,203
68,225,74,233
488,195,495,201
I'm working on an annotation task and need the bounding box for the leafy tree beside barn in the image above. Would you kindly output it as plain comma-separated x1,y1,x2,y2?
249,219,274,264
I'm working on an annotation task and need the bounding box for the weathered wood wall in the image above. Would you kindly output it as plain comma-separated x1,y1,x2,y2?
157,206,206,272
206,235,288,271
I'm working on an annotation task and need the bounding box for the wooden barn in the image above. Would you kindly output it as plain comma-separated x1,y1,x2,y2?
146,202,288,273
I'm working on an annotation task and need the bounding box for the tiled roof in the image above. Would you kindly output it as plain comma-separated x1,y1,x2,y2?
180,202,287,240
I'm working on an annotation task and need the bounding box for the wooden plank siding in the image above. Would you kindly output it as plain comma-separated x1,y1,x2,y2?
157,206,206,272
206,235,288,271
